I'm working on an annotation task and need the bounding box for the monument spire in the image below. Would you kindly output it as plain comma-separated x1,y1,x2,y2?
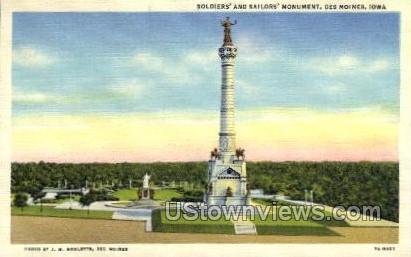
218,17,238,158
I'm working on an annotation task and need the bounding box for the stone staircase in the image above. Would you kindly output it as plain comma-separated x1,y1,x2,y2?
112,210,152,232
232,219,257,235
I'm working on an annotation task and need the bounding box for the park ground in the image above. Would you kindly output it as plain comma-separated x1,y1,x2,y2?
11,216,398,244
10,188,399,243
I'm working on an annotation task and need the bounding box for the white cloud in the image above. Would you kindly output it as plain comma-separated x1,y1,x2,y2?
238,80,260,96
131,49,218,71
236,35,283,64
13,46,54,68
307,55,391,75
128,51,206,84
308,55,359,75
242,50,273,64
108,80,145,98
366,59,390,73
13,80,147,106
129,45,278,83
319,82,347,94
129,53,164,72
13,91,51,104
184,50,218,66
337,55,359,68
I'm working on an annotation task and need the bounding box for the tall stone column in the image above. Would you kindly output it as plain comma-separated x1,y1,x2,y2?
218,17,238,159
207,18,248,206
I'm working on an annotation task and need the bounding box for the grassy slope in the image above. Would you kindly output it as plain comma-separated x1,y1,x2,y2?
252,198,349,227
112,188,138,201
11,206,113,220
152,203,340,236
153,189,182,201
248,201,339,236
152,209,235,234
253,213,338,236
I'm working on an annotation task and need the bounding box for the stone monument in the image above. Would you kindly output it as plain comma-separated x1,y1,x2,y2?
206,17,250,206
119,173,159,208
141,173,151,200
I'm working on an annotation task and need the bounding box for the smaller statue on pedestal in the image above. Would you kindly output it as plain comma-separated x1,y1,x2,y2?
141,173,151,200
143,173,151,188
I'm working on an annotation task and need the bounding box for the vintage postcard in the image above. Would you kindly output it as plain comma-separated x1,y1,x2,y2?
1,0,410,256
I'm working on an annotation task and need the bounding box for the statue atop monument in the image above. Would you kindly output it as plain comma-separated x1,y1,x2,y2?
143,173,151,189
221,17,237,46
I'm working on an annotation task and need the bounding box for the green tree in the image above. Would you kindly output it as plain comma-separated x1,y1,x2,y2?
10,161,399,222
33,191,46,213
79,193,96,215
14,192,28,212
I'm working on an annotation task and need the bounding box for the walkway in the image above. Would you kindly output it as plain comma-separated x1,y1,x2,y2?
54,200,154,231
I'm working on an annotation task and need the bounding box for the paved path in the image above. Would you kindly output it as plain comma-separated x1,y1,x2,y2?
112,209,153,231
55,201,118,211
55,200,154,231
232,218,257,235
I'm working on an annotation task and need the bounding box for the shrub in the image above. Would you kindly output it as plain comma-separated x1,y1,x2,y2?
13,192,28,212
170,189,204,202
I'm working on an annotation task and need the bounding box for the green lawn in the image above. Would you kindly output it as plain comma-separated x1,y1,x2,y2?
153,189,182,201
252,198,275,206
11,206,113,220
317,209,350,227
152,209,235,234
253,210,338,236
112,188,138,201
245,203,339,236
153,199,347,236
252,198,349,227
152,207,339,236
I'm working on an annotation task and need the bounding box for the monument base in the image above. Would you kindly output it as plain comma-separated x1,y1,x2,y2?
141,187,150,200
206,158,248,206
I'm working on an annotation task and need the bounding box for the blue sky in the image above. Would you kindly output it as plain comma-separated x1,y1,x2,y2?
12,12,399,115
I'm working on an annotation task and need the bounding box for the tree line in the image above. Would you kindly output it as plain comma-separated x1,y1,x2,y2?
11,161,398,222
